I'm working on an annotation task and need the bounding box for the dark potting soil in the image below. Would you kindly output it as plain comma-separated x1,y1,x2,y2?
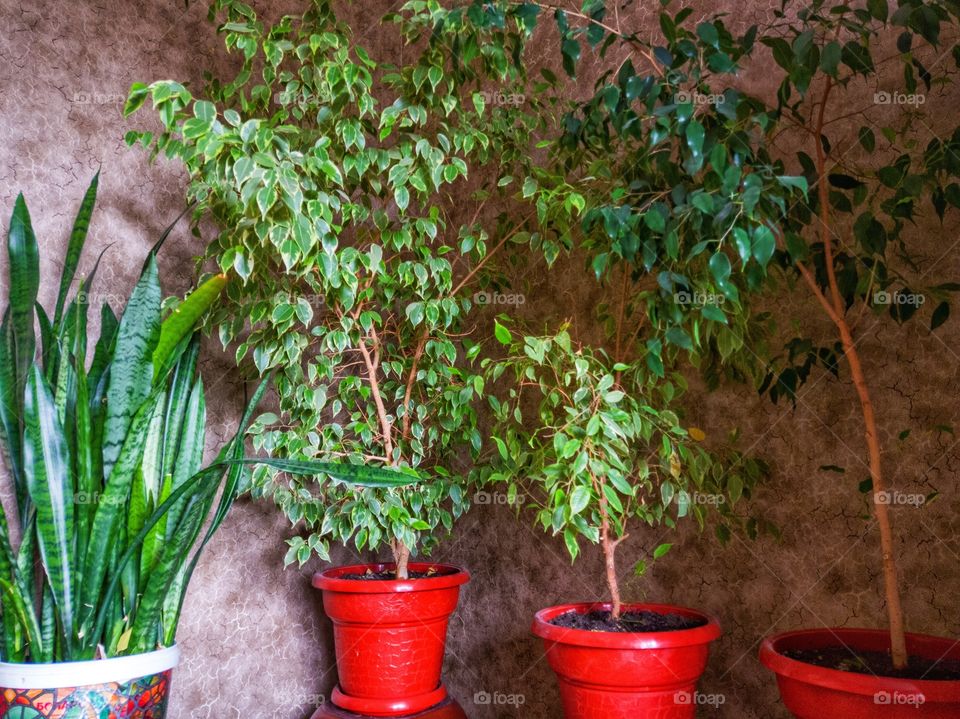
549,608,707,633
339,568,454,581
784,647,960,680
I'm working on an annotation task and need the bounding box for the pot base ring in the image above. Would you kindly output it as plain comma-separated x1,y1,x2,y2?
329,684,450,717
312,693,464,719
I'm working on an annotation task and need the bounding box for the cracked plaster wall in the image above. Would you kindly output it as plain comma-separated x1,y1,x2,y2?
1,1,959,718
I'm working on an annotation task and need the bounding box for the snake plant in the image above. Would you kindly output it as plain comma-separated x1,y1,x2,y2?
0,175,415,662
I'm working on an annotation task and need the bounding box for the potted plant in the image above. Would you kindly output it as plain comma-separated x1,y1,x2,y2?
483,322,761,719
419,0,960,715
0,176,414,719
121,1,555,713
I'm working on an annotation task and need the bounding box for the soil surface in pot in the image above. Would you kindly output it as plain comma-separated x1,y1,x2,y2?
339,568,457,581
549,608,707,633
783,647,960,680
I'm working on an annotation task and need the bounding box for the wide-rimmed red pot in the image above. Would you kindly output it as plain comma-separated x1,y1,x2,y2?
532,602,722,719
313,562,469,718
760,628,960,718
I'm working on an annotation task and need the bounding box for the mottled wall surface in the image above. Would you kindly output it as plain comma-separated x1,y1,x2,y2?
2,2,959,719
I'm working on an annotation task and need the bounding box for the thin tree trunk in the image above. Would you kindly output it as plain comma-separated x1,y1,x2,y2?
808,77,907,668
835,320,908,668
599,495,622,619
392,539,411,580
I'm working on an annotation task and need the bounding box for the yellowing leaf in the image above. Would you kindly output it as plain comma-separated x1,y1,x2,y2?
688,427,706,441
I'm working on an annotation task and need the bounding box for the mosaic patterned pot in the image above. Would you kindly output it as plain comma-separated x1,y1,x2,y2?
532,602,722,719
0,645,179,719
314,563,469,717
761,628,960,718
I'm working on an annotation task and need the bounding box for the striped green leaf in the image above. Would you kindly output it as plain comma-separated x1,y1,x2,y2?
79,389,163,642
0,312,23,508
53,174,99,330
164,378,205,541
102,257,161,479
22,365,75,654
6,194,39,416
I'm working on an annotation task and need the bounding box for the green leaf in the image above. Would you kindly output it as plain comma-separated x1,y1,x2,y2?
867,0,888,22
494,320,512,345
709,252,732,284
563,528,579,560
653,542,672,559
7,193,40,428
23,365,75,653
153,274,227,379
569,486,590,515
752,225,776,267
686,119,705,157
776,175,808,196
102,257,161,479
54,174,99,330
931,301,950,330
820,41,842,76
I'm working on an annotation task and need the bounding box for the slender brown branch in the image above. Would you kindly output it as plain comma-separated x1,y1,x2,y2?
401,331,428,439
449,211,535,297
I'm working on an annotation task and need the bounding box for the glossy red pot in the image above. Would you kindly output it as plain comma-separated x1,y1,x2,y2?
532,602,722,719
313,563,469,718
760,628,960,718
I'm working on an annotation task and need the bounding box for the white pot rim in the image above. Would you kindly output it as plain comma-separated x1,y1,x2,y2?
0,645,180,689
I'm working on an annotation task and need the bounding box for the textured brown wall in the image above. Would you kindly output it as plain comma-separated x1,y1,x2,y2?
2,1,959,718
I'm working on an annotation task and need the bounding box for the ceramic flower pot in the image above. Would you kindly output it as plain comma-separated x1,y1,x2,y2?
760,627,960,718
313,562,469,717
0,645,179,719
532,602,722,719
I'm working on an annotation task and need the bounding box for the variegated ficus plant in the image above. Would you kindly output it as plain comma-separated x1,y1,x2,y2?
0,175,414,662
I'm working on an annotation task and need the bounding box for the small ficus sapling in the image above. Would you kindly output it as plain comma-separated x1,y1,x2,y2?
484,322,763,618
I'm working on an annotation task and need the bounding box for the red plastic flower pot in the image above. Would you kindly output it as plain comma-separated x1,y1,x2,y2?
313,562,469,718
532,602,722,719
760,627,960,718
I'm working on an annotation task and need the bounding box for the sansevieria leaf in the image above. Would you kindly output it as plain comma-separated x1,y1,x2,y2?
53,173,99,330
102,257,161,479
7,194,39,409
22,365,75,654
153,273,227,379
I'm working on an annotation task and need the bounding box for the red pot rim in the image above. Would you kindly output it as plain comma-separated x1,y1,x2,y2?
532,602,721,649
759,627,960,701
313,562,469,594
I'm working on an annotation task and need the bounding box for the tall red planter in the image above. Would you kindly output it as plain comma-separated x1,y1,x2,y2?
532,602,722,719
313,562,469,717
761,627,960,718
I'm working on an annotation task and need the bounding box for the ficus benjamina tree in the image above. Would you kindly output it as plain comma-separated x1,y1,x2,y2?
408,0,960,665
484,323,763,619
124,0,557,578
